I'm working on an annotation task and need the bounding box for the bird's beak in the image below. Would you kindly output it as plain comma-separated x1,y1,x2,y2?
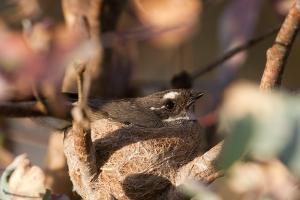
186,92,204,108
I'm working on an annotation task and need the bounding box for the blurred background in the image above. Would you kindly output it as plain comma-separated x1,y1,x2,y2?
0,0,299,198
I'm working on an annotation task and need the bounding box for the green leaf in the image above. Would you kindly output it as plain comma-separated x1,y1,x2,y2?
42,189,52,200
218,115,255,170
280,104,300,177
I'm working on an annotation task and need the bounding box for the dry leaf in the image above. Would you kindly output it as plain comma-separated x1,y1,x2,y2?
131,0,202,47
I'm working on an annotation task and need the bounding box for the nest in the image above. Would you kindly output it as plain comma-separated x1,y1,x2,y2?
64,118,206,200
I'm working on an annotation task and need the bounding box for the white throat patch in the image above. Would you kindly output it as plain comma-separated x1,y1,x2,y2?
163,116,190,122
150,105,165,110
163,91,179,99
163,112,196,122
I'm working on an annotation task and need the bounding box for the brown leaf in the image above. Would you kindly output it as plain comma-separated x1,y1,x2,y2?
131,0,202,47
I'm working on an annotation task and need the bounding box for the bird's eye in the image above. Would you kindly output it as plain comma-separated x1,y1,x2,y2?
165,99,175,110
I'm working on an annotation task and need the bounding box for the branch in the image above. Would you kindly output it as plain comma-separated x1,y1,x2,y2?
64,63,100,199
171,27,279,88
260,3,300,90
175,141,224,185
0,101,72,119
191,27,280,80
0,101,47,118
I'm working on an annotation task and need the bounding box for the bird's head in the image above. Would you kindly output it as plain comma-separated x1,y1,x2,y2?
138,89,204,124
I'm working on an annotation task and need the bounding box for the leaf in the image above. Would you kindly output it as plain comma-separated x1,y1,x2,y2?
280,103,300,177
219,82,300,178
218,115,255,170
0,154,27,200
42,189,52,200
178,180,221,200
248,96,294,160
131,0,202,47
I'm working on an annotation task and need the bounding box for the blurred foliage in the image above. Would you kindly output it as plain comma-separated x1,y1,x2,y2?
219,82,300,176
181,82,300,200
218,115,255,170
179,180,221,200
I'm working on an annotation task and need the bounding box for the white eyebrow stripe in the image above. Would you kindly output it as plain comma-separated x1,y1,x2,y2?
150,105,165,110
163,91,179,99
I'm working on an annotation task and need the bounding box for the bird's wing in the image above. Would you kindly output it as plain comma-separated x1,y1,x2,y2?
87,100,162,128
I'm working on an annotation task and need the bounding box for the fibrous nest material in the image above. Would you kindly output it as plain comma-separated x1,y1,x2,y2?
64,118,207,200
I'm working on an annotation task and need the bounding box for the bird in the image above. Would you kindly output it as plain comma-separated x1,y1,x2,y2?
62,89,205,199
35,89,204,130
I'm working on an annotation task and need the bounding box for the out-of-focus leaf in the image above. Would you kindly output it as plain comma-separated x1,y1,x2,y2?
0,154,69,200
219,115,255,170
42,189,52,200
130,0,202,47
206,0,262,115
0,154,26,200
248,96,294,160
218,0,261,71
178,180,221,200
280,103,300,177
0,146,14,169
0,22,93,99
214,160,299,199
219,82,300,177
0,0,41,26
270,0,293,18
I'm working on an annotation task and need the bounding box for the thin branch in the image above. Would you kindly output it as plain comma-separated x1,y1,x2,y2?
260,3,300,89
0,101,46,118
64,63,99,199
171,27,279,88
191,27,280,80
75,63,86,106
0,101,72,119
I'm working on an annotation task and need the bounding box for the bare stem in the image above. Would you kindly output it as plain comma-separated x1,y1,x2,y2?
64,63,99,199
260,3,300,89
191,27,280,80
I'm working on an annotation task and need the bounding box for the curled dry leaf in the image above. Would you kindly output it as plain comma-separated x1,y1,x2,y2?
1,154,70,200
131,0,202,47
1,154,47,200
0,23,94,99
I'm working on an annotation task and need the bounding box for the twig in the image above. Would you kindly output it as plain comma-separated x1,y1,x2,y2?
0,101,47,118
0,101,71,119
64,63,99,199
260,3,300,89
75,63,86,106
191,27,280,80
171,27,279,88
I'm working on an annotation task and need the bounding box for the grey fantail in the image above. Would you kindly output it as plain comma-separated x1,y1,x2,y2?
36,89,204,129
